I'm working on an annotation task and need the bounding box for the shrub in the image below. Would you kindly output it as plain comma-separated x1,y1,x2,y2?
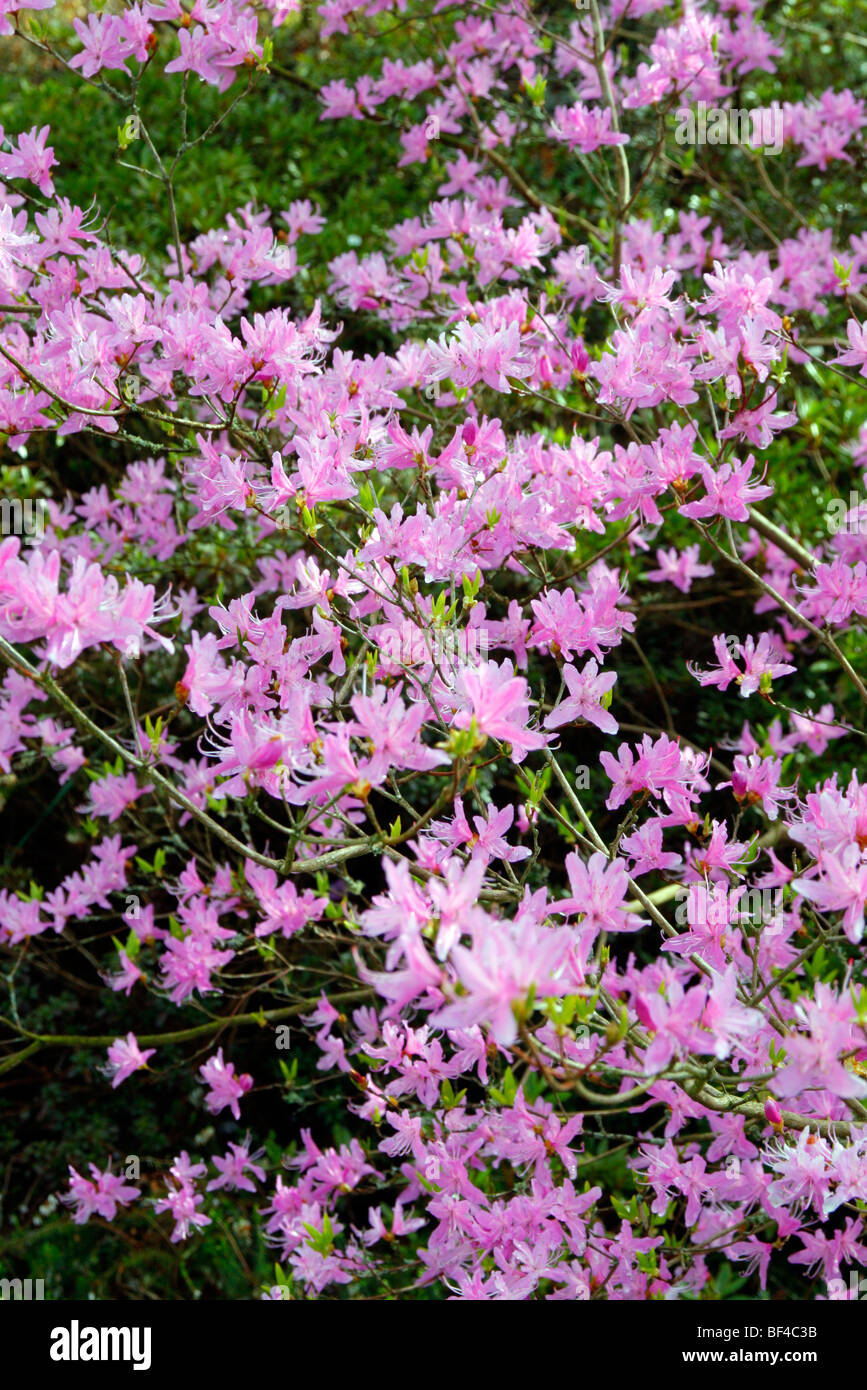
1,0,867,1302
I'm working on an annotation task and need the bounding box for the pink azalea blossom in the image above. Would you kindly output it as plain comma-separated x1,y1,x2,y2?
105,1031,155,1087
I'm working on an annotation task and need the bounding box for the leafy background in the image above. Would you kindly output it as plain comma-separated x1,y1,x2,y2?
0,0,866,1298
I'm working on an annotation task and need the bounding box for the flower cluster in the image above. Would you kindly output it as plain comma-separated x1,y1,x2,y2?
1,0,866,1305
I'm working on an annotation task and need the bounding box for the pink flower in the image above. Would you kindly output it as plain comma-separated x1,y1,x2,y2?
431,914,571,1046
702,262,781,336
646,544,713,594
154,1180,212,1242
360,1203,425,1246
105,1032,155,1087
531,567,635,663
720,752,797,821
680,456,773,522
807,558,867,626
0,126,58,196
832,317,867,378
633,979,714,1074
600,733,693,810
158,934,235,1003
206,1136,267,1192
771,984,867,1101
424,320,533,394
69,12,132,78
555,850,646,935
544,658,617,734
620,819,683,876
550,102,630,154
199,1048,253,1120
0,0,54,38
793,845,867,944
737,633,796,697
164,25,224,87
689,632,795,697
452,659,548,762
102,948,145,997
61,1164,140,1224
80,770,152,822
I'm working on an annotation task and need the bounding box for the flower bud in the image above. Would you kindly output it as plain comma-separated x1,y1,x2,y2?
764,1097,783,1129
570,341,589,375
